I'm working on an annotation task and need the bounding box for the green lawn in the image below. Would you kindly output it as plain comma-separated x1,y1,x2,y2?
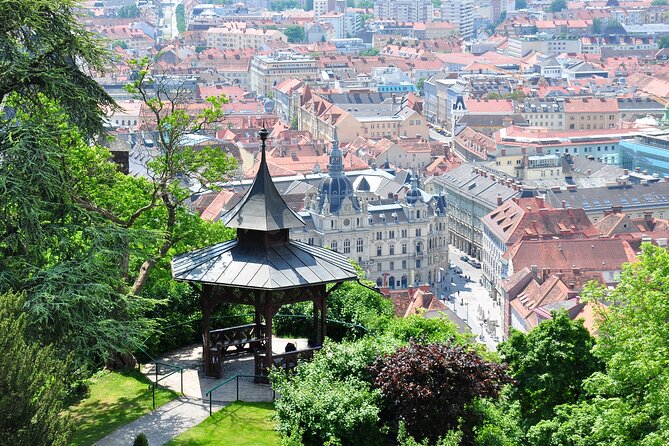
68,370,177,446
166,402,279,446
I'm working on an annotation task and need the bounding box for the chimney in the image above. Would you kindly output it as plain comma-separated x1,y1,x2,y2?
604,209,613,216
496,194,503,206
537,196,545,208
572,266,581,275
612,205,622,213
561,200,566,209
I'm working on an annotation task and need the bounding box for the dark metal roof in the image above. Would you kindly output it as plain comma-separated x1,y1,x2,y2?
171,239,357,290
221,127,305,231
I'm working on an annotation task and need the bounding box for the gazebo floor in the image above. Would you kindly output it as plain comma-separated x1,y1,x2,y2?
141,337,309,403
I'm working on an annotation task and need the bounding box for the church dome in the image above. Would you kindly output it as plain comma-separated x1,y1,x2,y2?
316,127,360,214
406,171,423,205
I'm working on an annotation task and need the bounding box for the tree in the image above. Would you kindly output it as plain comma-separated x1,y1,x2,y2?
548,0,567,12
0,97,161,367
515,0,527,8
111,39,129,49
651,0,667,5
0,291,73,445
117,4,140,18
290,115,299,130
0,0,116,137
175,4,186,33
416,77,427,90
370,341,511,443
525,244,669,445
659,36,669,49
358,48,380,56
271,338,392,446
592,18,603,34
498,310,602,427
284,25,305,43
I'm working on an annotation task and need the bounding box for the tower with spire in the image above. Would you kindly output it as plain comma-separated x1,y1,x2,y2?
315,127,360,214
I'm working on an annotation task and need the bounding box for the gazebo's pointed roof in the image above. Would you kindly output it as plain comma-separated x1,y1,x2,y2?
221,127,305,231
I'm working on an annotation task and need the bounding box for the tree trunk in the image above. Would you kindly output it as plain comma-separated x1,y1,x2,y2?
130,197,176,295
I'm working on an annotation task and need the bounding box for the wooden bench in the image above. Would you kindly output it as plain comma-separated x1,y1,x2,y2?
206,324,266,379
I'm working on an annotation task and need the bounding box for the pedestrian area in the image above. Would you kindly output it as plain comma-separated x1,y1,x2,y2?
96,337,306,445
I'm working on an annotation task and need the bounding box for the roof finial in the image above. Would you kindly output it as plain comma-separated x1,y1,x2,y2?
259,122,268,163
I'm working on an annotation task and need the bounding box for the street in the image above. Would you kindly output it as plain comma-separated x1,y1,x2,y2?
437,245,504,350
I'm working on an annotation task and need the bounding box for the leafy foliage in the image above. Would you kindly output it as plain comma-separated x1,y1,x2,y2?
547,0,567,12
175,4,186,34
269,0,302,11
370,341,511,444
117,4,140,18
0,0,116,137
523,244,669,445
0,291,73,445
0,97,159,367
284,25,305,43
271,338,394,446
499,310,602,427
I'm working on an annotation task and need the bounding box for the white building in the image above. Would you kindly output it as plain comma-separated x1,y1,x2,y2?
374,0,434,23
442,0,474,40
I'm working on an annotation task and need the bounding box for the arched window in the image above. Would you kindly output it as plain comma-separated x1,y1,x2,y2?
389,244,395,255
331,241,338,252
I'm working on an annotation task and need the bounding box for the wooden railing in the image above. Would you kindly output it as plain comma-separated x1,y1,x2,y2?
209,323,266,354
254,346,322,377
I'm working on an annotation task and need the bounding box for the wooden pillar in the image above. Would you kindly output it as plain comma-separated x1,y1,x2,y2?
312,298,320,347
320,285,327,345
202,285,213,377
263,291,274,374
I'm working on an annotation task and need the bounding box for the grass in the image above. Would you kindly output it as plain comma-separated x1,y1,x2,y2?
68,370,178,446
166,401,279,446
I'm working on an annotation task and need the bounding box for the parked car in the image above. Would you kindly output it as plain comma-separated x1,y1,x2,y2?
453,266,463,274
469,259,482,269
460,255,469,262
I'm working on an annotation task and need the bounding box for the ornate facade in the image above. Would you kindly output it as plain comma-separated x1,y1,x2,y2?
292,130,449,291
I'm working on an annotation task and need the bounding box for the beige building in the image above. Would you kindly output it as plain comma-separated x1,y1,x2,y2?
299,88,430,144
564,98,620,131
206,24,287,50
250,52,319,96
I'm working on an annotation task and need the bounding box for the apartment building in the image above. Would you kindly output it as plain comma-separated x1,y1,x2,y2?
299,88,429,144
250,52,319,96
374,0,434,23
206,24,287,50
563,98,619,131
441,0,474,40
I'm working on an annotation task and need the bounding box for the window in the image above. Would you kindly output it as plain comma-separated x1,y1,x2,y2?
356,238,364,253
389,261,394,270
389,244,395,255
331,241,338,251
401,229,407,238
402,243,407,254
389,230,395,239
343,239,351,254
416,259,421,268
415,228,422,237
377,263,382,272
376,231,383,240
308,237,314,245
402,260,407,269
376,245,382,256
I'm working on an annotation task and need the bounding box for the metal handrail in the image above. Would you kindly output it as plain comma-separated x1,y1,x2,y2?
149,362,185,409
204,374,275,415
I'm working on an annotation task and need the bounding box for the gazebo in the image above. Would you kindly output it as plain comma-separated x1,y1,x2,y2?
171,127,358,379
